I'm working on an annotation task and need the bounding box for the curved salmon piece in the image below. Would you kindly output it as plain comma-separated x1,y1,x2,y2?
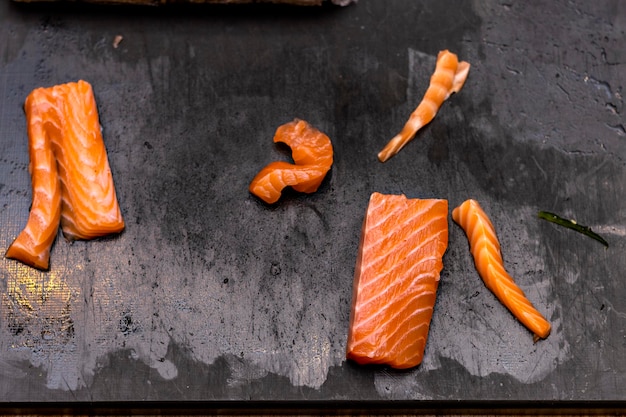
273,119,334,168
48,81,124,241
347,193,449,369
452,199,551,340
5,89,62,270
249,119,333,204
378,50,470,162
249,162,330,204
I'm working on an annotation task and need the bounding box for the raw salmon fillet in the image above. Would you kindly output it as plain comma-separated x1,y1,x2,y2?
47,81,124,241
346,192,449,368
452,199,551,339
5,80,124,270
378,50,470,162
4,89,62,270
249,119,333,204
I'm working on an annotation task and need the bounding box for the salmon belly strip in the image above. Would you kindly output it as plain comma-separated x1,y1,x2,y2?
5,80,124,269
347,192,449,369
452,199,551,340
378,50,470,162
5,89,62,270
249,119,333,204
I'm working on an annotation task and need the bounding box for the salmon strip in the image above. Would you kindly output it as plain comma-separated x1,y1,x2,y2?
47,81,124,240
378,50,470,162
5,89,62,270
452,199,551,340
249,119,333,204
346,192,448,369
5,81,124,269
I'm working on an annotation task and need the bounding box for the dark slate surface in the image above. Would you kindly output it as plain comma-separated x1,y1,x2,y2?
0,0,625,406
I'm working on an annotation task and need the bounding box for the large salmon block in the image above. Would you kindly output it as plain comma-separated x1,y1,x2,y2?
346,192,448,369
47,81,125,241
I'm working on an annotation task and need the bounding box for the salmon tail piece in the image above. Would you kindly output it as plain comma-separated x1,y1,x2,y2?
452,199,551,340
378,50,470,163
346,192,449,369
5,89,63,270
249,119,333,204
451,61,471,95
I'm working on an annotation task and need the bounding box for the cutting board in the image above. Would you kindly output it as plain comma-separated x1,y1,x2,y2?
1,0,625,408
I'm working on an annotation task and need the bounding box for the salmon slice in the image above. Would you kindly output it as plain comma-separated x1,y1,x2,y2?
346,192,449,369
452,199,551,340
5,89,62,270
378,50,470,162
5,80,124,269
46,80,124,241
249,119,333,204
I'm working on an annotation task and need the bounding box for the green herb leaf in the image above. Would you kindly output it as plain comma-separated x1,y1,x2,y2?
538,211,608,247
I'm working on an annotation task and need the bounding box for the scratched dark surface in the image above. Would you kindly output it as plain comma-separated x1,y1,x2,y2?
0,0,625,408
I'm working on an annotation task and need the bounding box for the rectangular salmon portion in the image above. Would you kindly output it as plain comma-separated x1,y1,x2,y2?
47,80,125,241
346,192,448,369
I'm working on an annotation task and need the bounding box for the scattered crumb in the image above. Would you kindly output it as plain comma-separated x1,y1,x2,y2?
113,35,123,49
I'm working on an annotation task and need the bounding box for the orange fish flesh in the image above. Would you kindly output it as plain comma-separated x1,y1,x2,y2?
378,50,470,162
346,192,449,368
249,119,333,204
5,80,124,270
452,199,551,340
47,81,124,241
5,89,62,270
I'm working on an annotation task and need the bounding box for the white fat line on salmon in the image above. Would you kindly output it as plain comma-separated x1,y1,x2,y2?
352,294,434,343
357,272,439,314
359,238,444,291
